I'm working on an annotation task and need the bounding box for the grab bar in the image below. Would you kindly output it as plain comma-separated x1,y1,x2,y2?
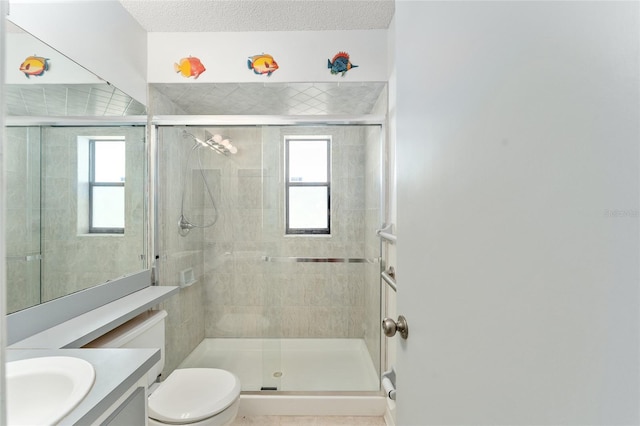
381,268,397,292
262,256,379,264
376,224,396,244
378,231,396,243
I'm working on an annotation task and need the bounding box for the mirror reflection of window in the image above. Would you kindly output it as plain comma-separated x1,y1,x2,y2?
5,125,145,314
285,137,331,235
89,139,126,233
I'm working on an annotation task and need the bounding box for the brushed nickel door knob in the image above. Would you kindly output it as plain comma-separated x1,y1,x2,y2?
382,315,409,339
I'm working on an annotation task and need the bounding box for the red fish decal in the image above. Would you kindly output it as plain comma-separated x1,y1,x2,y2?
174,56,206,79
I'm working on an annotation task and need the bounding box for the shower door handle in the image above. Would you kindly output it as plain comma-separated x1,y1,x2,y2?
382,315,409,339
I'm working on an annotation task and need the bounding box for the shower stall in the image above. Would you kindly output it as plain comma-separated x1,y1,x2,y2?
155,121,385,394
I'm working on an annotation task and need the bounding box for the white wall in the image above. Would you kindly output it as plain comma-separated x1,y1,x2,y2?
8,0,147,103
148,30,387,83
6,33,101,84
395,2,639,425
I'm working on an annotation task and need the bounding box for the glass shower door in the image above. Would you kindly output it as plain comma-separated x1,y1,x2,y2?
156,123,383,393
258,124,384,392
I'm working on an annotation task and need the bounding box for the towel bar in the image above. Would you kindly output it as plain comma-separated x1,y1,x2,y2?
376,224,397,244
381,270,397,292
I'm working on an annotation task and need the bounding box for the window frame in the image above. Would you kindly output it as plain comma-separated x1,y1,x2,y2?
285,136,331,235
88,139,125,234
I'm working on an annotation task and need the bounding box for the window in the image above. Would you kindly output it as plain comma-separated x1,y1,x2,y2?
285,137,331,234
89,139,125,233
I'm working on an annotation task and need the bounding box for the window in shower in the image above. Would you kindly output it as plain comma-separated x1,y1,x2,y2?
285,136,331,234
88,138,126,233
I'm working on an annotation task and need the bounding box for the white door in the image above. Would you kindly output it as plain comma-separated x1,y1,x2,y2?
394,2,639,425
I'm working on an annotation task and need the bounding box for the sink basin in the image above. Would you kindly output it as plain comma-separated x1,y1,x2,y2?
7,356,96,425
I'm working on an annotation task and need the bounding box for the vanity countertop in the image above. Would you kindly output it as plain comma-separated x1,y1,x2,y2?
9,285,178,349
7,347,159,425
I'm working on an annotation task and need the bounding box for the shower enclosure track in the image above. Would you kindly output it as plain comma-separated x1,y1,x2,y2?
262,256,379,263
151,114,385,126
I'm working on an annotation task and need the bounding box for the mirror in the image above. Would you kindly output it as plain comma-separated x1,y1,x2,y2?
5,22,148,314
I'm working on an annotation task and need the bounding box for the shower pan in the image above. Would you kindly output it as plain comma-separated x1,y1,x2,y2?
156,121,385,395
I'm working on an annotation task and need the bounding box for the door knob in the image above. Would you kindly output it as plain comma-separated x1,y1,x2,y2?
382,315,409,339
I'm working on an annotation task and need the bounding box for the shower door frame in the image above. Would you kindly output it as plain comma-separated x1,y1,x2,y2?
151,114,389,396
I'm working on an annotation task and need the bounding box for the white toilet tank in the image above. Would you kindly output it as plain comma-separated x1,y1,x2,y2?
85,310,168,386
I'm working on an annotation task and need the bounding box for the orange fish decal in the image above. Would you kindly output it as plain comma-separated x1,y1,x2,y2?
19,55,49,78
174,56,206,79
247,54,279,76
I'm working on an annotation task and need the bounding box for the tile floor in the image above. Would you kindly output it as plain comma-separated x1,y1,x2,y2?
231,416,386,425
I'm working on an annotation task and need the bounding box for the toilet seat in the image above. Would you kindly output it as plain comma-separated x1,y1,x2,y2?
148,368,241,424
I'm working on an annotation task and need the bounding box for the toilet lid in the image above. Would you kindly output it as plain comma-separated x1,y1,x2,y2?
148,368,241,424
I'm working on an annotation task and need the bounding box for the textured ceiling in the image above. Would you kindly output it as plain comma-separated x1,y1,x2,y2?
119,0,395,32
152,82,386,115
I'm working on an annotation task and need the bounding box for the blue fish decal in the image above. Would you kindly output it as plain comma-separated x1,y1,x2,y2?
328,51,358,76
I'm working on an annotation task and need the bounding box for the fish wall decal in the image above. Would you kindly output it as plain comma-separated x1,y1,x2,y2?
174,56,206,79
328,52,358,76
19,55,49,78
248,53,279,76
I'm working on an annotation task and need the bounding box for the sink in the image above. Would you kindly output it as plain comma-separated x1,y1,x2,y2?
7,356,96,425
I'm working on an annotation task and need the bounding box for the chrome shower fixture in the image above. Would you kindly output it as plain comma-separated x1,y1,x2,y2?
178,130,228,237
183,130,237,155
206,133,238,155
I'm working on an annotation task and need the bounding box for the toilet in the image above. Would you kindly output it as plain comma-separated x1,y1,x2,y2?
85,310,241,426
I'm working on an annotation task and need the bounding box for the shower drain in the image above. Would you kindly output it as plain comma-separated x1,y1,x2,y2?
260,372,283,391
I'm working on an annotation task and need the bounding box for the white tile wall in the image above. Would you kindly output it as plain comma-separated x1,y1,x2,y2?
151,82,385,116
156,122,208,375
